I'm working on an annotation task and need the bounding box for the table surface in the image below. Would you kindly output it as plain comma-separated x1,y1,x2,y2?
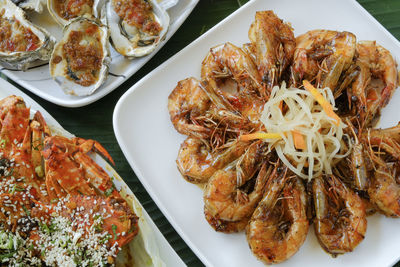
3,0,400,266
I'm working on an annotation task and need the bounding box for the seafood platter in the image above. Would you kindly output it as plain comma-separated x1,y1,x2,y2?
0,0,199,107
0,78,185,266
114,0,400,266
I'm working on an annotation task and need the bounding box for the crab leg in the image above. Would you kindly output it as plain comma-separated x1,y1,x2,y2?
74,138,115,165
72,150,116,196
30,111,51,178
0,99,30,155
42,136,118,200
42,136,97,197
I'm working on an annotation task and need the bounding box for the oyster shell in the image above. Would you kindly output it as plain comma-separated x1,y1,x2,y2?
12,0,45,13
49,16,110,96
47,0,103,26
106,0,171,58
0,0,55,70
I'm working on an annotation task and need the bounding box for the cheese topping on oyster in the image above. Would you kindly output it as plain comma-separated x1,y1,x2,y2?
106,0,171,58
50,16,110,96
47,0,103,26
0,0,55,70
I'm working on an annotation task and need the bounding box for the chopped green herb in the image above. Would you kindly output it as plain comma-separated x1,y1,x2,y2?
0,251,16,260
74,250,83,265
0,231,13,250
8,185,15,194
99,234,111,245
40,222,52,234
104,187,114,197
111,224,118,240
0,139,6,148
9,184,25,194
22,205,31,216
49,222,58,232
94,224,103,233
32,139,43,151
35,166,44,178
59,238,70,248
128,224,137,234
15,186,24,192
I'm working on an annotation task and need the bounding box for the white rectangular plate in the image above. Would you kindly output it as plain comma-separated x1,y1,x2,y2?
0,0,198,107
113,0,400,266
0,77,185,267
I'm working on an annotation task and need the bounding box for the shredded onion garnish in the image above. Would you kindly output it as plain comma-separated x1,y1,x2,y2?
259,82,351,180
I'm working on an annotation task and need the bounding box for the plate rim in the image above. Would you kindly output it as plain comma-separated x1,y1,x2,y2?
113,0,400,266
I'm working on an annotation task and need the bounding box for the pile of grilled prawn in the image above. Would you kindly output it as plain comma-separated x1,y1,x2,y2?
0,95,138,266
168,10,399,264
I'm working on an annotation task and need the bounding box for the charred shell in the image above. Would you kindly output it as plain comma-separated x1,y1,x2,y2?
12,0,45,13
49,16,110,96
0,0,55,70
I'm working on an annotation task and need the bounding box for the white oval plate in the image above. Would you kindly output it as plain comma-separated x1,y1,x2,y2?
0,0,199,107
0,77,185,267
113,0,400,266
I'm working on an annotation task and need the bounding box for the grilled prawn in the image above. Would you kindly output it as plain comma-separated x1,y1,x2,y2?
248,10,295,92
203,141,269,231
362,125,400,217
177,137,249,184
292,30,356,90
246,168,309,264
349,41,398,127
312,175,367,256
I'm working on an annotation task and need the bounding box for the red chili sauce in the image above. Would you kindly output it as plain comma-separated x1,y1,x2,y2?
0,11,41,53
58,24,103,87
112,0,162,36
55,0,94,20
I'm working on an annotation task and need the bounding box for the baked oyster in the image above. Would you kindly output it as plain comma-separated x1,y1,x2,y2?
106,0,170,58
47,0,103,26
0,0,55,70
49,16,110,96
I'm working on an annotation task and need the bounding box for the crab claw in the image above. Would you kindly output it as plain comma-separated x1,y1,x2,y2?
42,136,117,200
73,137,115,166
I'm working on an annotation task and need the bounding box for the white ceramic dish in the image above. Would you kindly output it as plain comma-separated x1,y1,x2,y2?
113,0,400,266
0,0,198,107
0,77,185,267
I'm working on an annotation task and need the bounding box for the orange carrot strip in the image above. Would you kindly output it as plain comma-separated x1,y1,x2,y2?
303,80,341,126
292,130,306,150
239,132,282,141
